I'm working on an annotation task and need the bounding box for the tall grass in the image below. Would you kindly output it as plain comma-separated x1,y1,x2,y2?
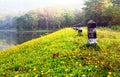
0,27,120,77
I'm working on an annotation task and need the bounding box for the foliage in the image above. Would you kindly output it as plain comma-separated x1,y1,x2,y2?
0,16,15,29
15,8,83,31
15,14,39,31
1,0,120,30
0,27,120,77
111,25,120,31
63,10,75,27
83,0,112,26
103,5,120,25
83,0,120,26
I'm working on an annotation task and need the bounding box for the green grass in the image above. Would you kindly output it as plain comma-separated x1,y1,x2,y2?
0,27,120,77
111,25,120,31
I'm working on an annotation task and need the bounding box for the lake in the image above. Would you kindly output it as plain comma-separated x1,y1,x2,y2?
0,30,51,50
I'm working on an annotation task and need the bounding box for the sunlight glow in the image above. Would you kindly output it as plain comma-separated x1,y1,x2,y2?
0,0,84,14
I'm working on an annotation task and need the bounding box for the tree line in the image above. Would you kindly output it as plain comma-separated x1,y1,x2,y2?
0,16,16,29
14,7,83,30
84,0,120,27
0,0,120,30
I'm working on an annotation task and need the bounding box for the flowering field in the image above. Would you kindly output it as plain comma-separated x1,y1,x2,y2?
0,28,120,77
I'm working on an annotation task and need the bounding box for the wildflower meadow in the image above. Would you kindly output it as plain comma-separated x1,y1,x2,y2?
0,28,120,77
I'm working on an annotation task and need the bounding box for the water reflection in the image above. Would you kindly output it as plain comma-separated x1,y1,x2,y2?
16,32,45,44
0,30,48,50
0,31,16,50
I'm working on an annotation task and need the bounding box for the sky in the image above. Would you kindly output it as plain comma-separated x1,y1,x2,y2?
0,0,84,14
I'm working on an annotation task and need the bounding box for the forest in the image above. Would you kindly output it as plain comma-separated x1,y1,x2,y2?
0,0,120,30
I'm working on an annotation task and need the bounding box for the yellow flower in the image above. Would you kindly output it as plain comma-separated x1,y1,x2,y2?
41,72,44,75
101,61,105,65
66,74,69,77
73,56,75,58
33,66,37,71
76,62,79,65
70,74,74,76
47,69,51,73
107,75,111,77
72,53,74,55
79,64,82,67
35,74,38,77
65,68,68,72
95,65,98,68
41,71,44,75
15,75,18,77
45,72,48,74
108,72,112,75
29,69,32,72
87,62,90,64
2,73,5,75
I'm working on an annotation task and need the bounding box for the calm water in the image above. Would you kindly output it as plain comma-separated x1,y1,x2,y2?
0,30,49,50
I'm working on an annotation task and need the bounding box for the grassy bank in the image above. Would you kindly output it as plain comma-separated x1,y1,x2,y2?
0,28,120,77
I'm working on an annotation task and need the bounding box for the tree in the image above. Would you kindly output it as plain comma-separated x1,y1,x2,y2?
15,7,84,30
84,0,112,26
74,9,85,25
15,16,25,31
53,12,65,29
63,10,75,27
111,0,120,5
30,14,39,30
15,14,39,30
103,5,120,25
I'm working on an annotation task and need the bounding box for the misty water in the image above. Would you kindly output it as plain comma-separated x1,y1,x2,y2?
0,30,49,50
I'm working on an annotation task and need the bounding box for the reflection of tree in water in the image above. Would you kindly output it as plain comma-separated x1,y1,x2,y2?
16,32,46,44
0,31,51,50
0,31,17,50
0,31,17,45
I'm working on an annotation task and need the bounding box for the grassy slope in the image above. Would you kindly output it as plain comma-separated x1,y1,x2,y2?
0,28,120,77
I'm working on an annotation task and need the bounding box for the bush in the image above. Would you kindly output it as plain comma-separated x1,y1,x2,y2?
111,25,120,31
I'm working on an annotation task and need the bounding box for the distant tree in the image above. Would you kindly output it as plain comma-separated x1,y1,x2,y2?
103,5,120,25
15,7,84,30
74,9,85,25
15,14,39,30
83,0,112,26
28,14,39,30
15,16,25,30
63,10,75,27
53,13,65,29
111,0,120,5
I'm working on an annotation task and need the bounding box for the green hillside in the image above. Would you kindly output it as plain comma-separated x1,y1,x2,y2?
0,28,120,77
